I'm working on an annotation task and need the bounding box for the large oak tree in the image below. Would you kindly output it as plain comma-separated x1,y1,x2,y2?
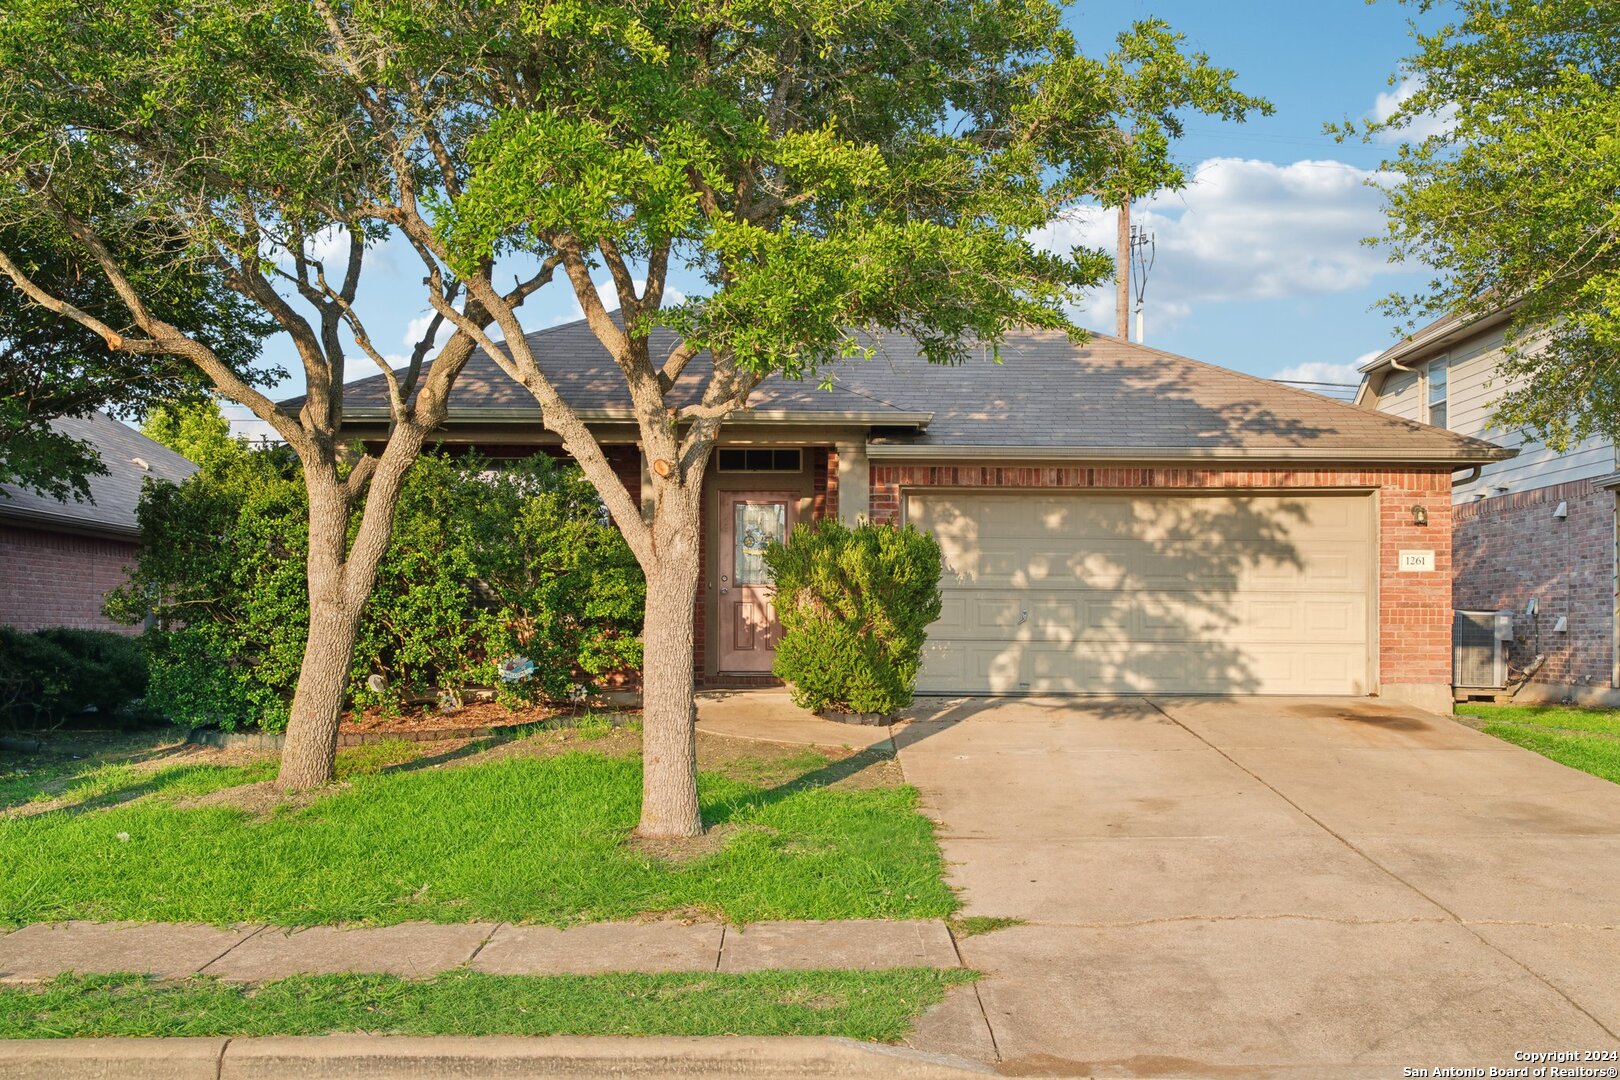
0,0,546,787
417,3,1266,835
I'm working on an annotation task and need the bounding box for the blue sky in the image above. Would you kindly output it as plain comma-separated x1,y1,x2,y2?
233,1,1439,433
1053,0,1444,383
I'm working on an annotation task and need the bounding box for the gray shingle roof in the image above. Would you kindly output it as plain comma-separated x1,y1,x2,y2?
0,412,197,537
323,318,1510,464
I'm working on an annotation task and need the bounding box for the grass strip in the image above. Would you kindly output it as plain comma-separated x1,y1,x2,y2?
0,969,974,1042
1460,704,1620,739
0,749,956,927
1482,723,1620,784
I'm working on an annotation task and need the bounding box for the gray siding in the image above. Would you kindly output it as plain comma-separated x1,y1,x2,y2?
1368,325,1615,504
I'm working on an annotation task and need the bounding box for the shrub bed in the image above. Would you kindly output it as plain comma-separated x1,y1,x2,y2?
0,628,149,728
107,449,643,731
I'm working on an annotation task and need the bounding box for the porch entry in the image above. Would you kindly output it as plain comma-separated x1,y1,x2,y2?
717,490,796,672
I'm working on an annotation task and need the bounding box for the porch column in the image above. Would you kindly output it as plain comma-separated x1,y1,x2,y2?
834,439,869,525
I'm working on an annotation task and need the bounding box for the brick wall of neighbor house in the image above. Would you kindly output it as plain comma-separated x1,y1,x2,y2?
868,464,1456,693
0,525,140,634
1453,477,1616,689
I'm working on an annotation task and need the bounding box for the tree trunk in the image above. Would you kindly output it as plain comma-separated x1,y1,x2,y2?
276,473,361,791
636,500,705,838
276,590,364,789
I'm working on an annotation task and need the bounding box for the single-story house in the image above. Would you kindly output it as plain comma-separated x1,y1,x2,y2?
0,411,196,634
334,319,1512,712
1357,309,1620,704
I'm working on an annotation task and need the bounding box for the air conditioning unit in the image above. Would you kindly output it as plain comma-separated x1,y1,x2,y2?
1453,609,1514,690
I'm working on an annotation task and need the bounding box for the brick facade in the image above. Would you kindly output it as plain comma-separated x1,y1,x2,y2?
868,463,1456,693
1453,477,1616,690
0,525,141,634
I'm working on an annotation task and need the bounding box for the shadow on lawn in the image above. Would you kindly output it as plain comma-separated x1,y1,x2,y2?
704,744,900,825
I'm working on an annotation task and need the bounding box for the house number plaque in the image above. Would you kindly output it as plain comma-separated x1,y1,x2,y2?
1398,550,1435,572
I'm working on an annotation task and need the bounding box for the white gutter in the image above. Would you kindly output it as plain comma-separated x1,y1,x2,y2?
866,443,1516,465
341,407,933,427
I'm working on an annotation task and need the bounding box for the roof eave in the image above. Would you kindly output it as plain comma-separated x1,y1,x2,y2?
1361,304,1522,374
0,505,140,540
341,407,934,427
865,443,1517,467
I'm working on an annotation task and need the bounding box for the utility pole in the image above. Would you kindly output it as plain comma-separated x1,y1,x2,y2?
1115,200,1130,339
1130,224,1155,345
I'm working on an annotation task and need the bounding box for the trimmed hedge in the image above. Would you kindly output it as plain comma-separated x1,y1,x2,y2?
0,627,149,728
764,519,943,716
106,449,643,731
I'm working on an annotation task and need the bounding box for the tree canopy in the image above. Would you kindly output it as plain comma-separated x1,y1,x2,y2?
0,215,268,500
1352,0,1620,450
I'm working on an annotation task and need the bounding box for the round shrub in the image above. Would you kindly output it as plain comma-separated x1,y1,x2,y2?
764,519,943,716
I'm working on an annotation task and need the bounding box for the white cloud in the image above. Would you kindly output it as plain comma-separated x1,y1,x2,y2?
596,278,687,311
1371,77,1457,145
544,279,690,328
1034,158,1405,337
403,313,437,349
264,223,352,269
1272,361,1363,385
221,403,283,445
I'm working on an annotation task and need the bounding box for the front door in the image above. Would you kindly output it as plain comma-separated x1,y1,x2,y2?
717,491,795,672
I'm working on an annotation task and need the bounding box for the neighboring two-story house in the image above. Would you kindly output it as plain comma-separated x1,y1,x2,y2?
1357,310,1620,704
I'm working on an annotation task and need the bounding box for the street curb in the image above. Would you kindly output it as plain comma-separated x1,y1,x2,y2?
0,1037,227,1080
0,1035,995,1079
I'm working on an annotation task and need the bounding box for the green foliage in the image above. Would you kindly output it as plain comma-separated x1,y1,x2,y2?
350,453,643,710
141,399,245,469
437,1,1271,380
1343,0,1620,449
106,447,308,732
108,448,643,730
0,210,271,501
764,520,943,716
0,628,149,728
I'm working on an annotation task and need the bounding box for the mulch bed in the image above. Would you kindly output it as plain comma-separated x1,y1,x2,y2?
333,701,638,745
340,701,562,736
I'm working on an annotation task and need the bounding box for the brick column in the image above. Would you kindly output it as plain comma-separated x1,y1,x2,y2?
834,439,868,524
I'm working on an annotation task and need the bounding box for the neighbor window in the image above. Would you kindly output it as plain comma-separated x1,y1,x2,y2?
1427,358,1448,428
717,448,802,472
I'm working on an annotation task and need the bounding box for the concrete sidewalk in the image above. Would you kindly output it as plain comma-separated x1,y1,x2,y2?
0,1035,993,1079
0,918,960,983
696,690,898,748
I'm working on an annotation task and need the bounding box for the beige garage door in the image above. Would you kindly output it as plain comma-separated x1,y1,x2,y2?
908,492,1373,695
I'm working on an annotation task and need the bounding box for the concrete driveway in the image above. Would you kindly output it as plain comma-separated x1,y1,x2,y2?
893,696,1620,1077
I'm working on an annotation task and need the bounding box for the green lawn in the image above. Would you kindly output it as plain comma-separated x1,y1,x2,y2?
1460,704,1620,784
0,735,955,927
0,969,974,1041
